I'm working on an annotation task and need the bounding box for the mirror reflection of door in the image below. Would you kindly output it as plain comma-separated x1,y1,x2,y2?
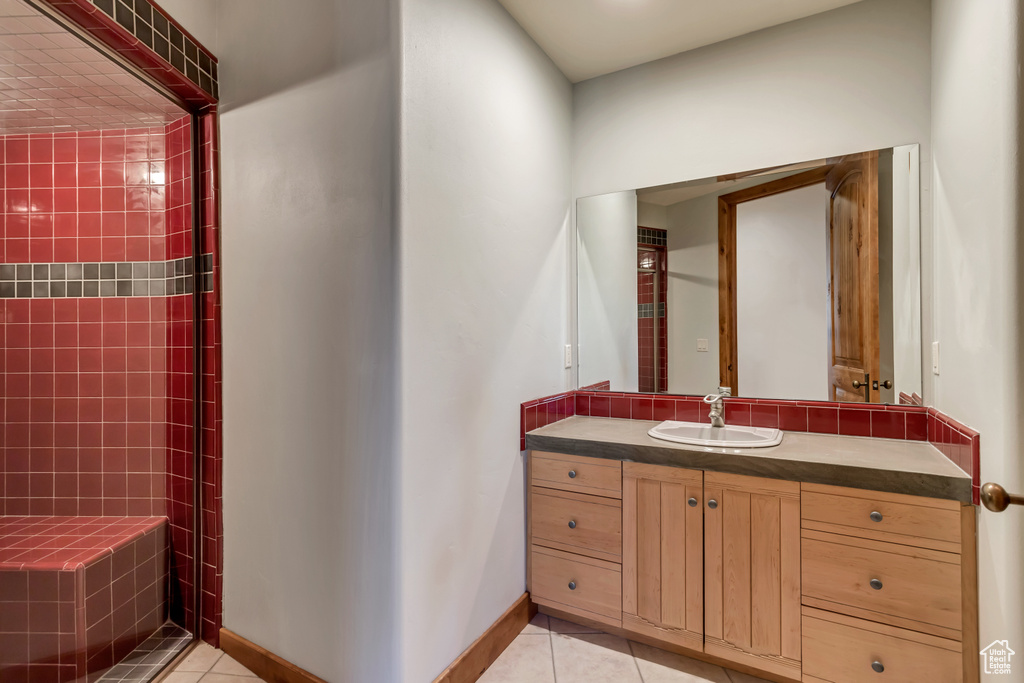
827,152,881,403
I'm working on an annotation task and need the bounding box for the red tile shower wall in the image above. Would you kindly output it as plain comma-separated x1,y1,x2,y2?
160,116,198,634
0,127,173,518
637,270,655,393
197,110,223,645
0,297,168,518
1,129,168,264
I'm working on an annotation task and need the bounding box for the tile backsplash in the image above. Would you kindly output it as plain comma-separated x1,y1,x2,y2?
521,390,980,503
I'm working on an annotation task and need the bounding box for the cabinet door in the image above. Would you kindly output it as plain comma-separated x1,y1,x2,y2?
704,471,801,680
622,462,703,652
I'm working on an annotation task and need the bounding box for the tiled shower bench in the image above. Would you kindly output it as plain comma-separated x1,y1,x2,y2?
0,517,169,683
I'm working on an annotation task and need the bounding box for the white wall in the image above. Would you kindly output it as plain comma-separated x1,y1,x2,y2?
190,1,401,681
930,0,1023,672
577,192,639,391
737,185,829,400
398,1,572,681
664,194,720,395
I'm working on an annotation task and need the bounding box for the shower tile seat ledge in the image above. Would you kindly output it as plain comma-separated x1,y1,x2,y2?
0,516,170,683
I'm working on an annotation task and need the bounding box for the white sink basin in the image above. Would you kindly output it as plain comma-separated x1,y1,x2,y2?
648,420,783,448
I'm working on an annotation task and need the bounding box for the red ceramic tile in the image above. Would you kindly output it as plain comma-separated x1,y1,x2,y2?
589,394,610,417
652,398,674,422
749,404,780,429
724,402,751,426
838,408,872,437
575,393,590,417
870,410,906,440
610,396,631,419
631,397,653,421
906,411,928,441
807,406,839,434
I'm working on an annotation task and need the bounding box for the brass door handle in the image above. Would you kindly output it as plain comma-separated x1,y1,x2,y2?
852,380,864,388
981,483,1024,512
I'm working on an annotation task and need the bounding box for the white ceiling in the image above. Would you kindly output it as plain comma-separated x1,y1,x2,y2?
0,0,185,133
497,0,864,82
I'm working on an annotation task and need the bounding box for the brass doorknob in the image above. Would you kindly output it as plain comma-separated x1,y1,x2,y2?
852,380,864,389
880,380,893,389
981,483,1024,512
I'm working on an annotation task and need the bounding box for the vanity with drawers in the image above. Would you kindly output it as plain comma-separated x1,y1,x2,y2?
525,417,978,683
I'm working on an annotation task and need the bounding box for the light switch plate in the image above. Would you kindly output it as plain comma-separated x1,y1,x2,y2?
697,338,709,352
932,341,940,375
564,344,573,368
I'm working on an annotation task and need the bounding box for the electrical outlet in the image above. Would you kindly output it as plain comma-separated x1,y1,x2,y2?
564,344,573,368
932,341,940,375
697,338,709,352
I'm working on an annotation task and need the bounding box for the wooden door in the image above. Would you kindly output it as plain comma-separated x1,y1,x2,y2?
827,152,880,402
622,462,704,652
704,471,801,680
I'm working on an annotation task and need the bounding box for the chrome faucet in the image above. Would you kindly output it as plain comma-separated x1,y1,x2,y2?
704,388,731,428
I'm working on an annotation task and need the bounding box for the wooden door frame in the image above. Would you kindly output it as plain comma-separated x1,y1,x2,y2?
717,166,834,394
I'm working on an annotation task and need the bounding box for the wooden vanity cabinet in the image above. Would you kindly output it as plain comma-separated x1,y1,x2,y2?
703,472,802,680
526,452,978,683
621,462,704,651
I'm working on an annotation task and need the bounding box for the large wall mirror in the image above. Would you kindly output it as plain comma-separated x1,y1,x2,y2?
577,145,923,405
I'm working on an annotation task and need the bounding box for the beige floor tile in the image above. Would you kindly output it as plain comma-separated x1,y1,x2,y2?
547,616,602,634
162,673,204,683
629,641,732,683
724,669,772,683
175,643,223,673
210,654,258,677
478,634,554,683
551,633,642,683
521,612,550,635
199,674,262,683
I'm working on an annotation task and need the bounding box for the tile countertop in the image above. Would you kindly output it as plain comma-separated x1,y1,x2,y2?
526,416,972,502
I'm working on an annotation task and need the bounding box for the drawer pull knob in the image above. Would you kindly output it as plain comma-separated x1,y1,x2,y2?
568,470,577,479
871,661,885,673
870,511,883,522
870,578,883,590
568,520,576,529
708,499,718,509
688,497,698,507
568,581,577,591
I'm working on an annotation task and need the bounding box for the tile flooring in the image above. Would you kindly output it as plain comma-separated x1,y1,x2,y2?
159,615,771,683
161,642,263,683
480,613,771,683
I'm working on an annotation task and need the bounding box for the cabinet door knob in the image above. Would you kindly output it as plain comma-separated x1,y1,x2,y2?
568,520,576,529
871,661,884,673
870,511,883,522
568,470,577,479
870,578,883,590
568,581,577,591
708,499,718,509
688,497,698,507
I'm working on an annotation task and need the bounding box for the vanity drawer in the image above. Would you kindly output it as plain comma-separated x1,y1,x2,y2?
802,530,962,635
531,451,622,498
802,607,962,683
531,545,621,622
801,483,961,550
531,488,621,562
